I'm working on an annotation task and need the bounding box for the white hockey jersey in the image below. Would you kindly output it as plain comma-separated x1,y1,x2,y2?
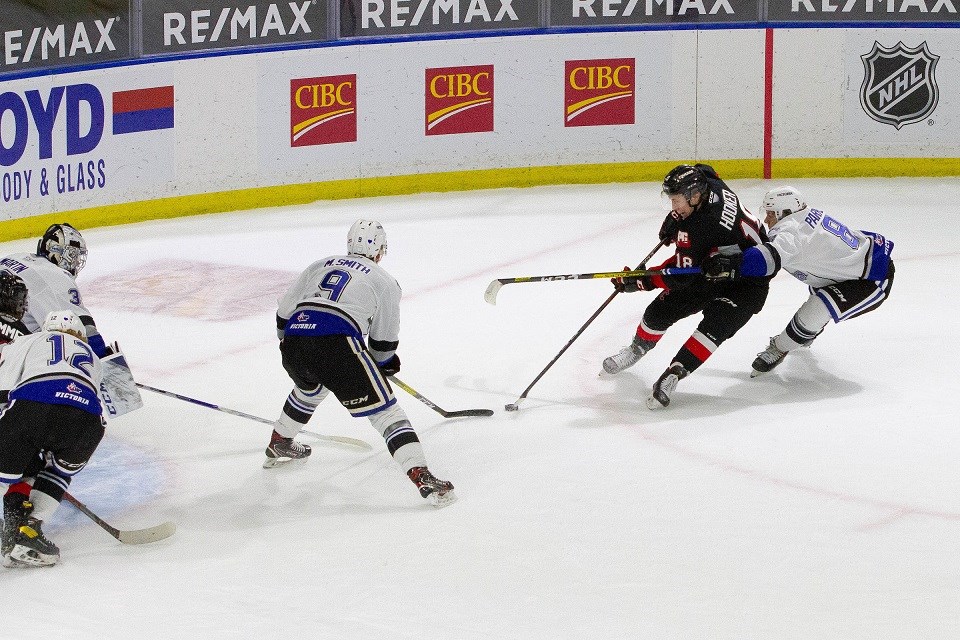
277,255,402,362
744,208,894,289
0,253,97,329
0,331,104,416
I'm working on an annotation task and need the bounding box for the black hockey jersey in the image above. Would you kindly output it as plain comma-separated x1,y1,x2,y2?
0,316,28,348
661,166,767,290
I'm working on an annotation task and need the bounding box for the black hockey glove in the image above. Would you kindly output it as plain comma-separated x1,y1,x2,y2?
703,253,743,281
378,354,401,377
611,266,654,293
659,211,681,245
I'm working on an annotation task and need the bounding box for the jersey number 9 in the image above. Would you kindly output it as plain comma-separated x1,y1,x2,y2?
318,270,352,302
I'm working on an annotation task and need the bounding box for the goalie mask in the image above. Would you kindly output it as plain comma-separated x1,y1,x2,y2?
347,220,387,261
0,271,28,323
762,186,807,223
42,310,87,342
37,223,88,276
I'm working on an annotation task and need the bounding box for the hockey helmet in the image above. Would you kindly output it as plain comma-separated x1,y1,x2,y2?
662,165,709,203
37,223,88,276
347,220,387,261
762,186,807,222
0,271,28,323
42,310,87,341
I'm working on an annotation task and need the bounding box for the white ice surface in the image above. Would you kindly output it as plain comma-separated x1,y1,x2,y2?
1,177,958,639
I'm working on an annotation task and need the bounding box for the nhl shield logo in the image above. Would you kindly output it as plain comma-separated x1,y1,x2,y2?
860,41,939,130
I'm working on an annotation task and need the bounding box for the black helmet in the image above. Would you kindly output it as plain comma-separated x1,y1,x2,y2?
662,165,708,202
0,271,28,323
37,223,87,276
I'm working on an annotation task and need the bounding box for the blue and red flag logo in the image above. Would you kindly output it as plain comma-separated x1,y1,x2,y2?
112,86,175,135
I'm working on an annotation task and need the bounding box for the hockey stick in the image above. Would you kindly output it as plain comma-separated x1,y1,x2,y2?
62,492,176,545
389,376,494,418
505,238,669,412
134,383,373,450
484,267,700,305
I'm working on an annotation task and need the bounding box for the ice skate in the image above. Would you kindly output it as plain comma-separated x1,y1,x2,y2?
646,363,688,409
2,495,30,567
751,337,788,377
8,516,59,567
602,337,654,374
263,430,312,468
407,467,457,508
3,495,59,568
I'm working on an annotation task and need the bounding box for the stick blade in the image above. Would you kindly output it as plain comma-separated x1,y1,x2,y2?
484,280,504,305
116,521,177,545
300,431,373,450
444,409,495,418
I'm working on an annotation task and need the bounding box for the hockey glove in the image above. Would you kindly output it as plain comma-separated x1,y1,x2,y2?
703,253,743,281
659,211,682,245
611,266,654,293
378,354,401,377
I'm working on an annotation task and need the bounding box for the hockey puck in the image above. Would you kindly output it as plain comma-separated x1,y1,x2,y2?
504,403,519,412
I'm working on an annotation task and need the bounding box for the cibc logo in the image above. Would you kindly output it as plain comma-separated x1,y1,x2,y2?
860,41,939,130
425,65,494,136
290,75,357,147
565,58,635,127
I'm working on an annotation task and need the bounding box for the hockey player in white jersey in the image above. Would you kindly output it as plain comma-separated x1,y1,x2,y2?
0,223,114,359
704,186,895,376
267,220,455,507
0,311,105,567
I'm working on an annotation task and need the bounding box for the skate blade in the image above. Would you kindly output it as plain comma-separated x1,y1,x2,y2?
9,546,58,567
750,369,764,378
645,395,668,410
262,456,309,469
428,490,458,509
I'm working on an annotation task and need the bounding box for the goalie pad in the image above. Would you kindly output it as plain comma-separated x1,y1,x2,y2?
99,353,143,417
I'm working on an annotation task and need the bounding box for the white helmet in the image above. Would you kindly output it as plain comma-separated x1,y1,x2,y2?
347,220,387,260
42,310,87,341
761,186,807,222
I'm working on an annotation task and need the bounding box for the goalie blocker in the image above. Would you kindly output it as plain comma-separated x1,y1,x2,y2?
98,350,143,418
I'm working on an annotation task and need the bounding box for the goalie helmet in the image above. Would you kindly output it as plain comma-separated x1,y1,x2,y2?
662,164,709,203
42,310,87,342
347,220,387,261
37,223,88,276
0,271,28,323
761,186,807,222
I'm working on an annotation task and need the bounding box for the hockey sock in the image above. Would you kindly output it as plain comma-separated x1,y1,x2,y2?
673,330,718,374
5,482,31,499
27,488,61,522
276,385,330,437
635,319,666,345
369,405,427,472
777,296,831,352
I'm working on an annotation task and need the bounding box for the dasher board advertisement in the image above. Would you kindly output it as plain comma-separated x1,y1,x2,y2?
339,0,540,37
0,71,175,218
550,0,760,26
1,0,131,76
842,31,958,149
770,0,960,23
141,0,330,55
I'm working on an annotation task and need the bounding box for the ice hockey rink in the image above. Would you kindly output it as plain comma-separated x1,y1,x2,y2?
1,176,958,639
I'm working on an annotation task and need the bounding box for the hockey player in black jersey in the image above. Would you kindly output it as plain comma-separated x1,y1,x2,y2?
603,164,770,408
0,272,29,349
